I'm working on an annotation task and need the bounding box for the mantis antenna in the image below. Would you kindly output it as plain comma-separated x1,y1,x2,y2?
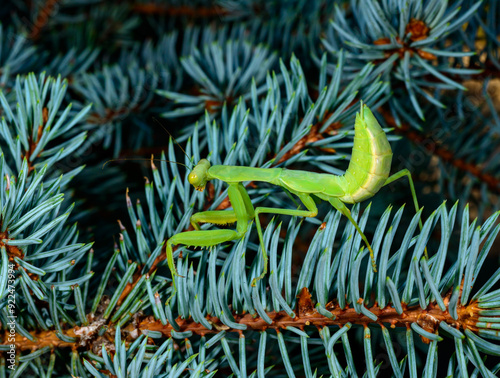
152,117,193,169
102,117,193,170
102,157,190,169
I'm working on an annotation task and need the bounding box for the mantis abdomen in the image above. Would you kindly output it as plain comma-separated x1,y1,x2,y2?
337,107,392,204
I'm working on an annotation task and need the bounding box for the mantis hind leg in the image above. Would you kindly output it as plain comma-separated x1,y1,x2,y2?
253,193,318,287
328,197,377,272
384,169,422,224
383,168,426,257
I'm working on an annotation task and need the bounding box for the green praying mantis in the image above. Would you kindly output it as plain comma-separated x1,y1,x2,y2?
164,102,422,304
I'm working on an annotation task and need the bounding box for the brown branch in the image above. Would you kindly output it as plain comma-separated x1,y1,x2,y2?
1,288,489,353
28,0,60,41
131,287,482,344
131,3,228,18
379,108,500,194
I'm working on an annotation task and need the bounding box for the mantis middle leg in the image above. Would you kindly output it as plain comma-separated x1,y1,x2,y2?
165,182,254,304
252,192,318,286
384,169,422,225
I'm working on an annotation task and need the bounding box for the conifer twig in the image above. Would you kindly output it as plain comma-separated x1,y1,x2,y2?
380,108,500,194
28,0,60,41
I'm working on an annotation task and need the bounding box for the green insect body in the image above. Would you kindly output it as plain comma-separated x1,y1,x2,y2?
165,103,421,304
339,107,392,203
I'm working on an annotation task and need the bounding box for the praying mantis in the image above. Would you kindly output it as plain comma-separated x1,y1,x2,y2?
165,103,422,303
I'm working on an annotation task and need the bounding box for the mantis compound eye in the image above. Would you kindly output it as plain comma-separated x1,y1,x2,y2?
188,172,198,186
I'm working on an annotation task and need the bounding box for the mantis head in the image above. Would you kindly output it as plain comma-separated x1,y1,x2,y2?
188,159,211,191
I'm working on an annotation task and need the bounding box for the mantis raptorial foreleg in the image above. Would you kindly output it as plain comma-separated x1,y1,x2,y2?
190,183,254,230
252,192,318,286
166,183,252,304
191,210,238,229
